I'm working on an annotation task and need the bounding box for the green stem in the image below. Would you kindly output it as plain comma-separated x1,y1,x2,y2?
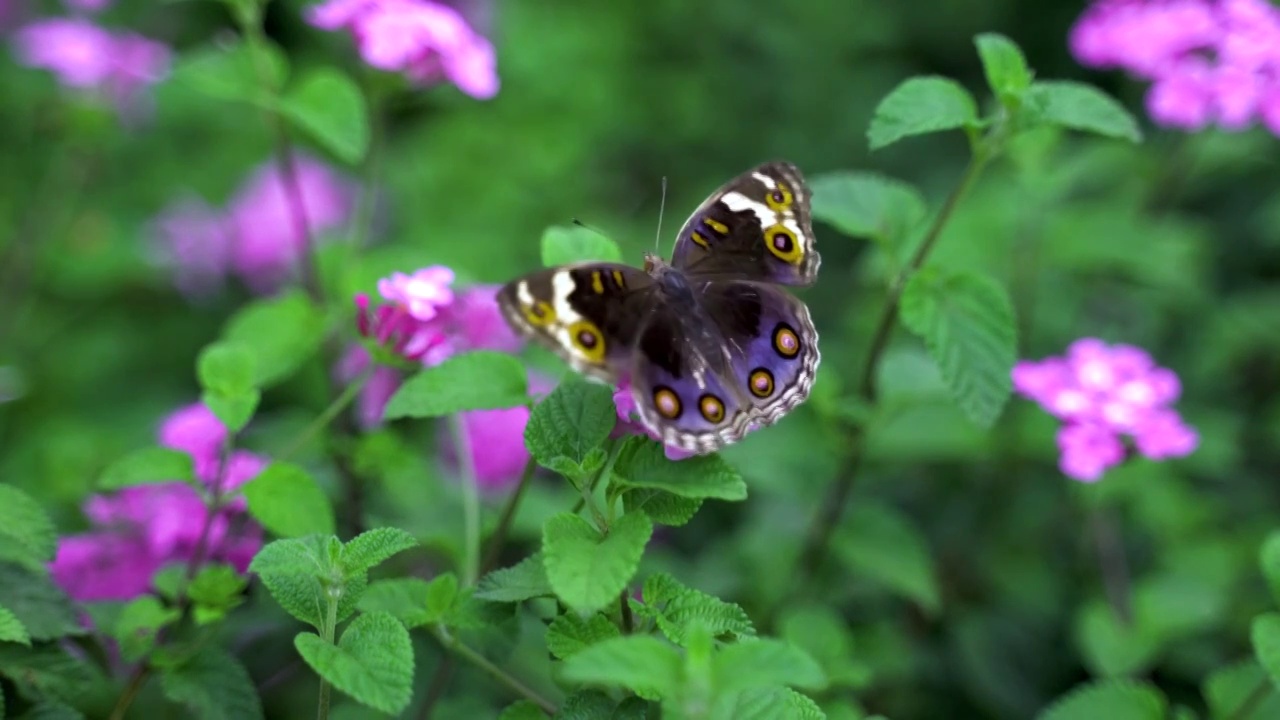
317,593,339,720
432,628,557,715
279,367,373,461
479,456,538,575
1227,675,1274,720
450,415,482,587
1090,507,1133,626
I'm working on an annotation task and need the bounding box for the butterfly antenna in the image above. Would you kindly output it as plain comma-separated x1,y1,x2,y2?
654,176,668,255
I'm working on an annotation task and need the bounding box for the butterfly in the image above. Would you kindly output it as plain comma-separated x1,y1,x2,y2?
497,161,820,454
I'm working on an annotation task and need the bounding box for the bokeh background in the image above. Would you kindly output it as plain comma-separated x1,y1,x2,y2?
2,0,1279,718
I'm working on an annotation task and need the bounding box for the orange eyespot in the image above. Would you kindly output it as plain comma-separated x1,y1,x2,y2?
766,181,794,210
568,320,606,362
699,394,726,423
773,323,801,359
748,368,775,398
523,301,555,326
653,387,682,419
765,225,802,264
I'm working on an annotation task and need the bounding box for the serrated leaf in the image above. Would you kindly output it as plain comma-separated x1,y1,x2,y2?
712,686,828,720
188,564,247,624
610,438,746,501
640,573,754,646
160,647,264,720
555,690,617,720
341,527,418,574
541,226,623,267
243,462,336,538
868,76,979,150
624,490,703,527
248,536,333,630
280,69,369,164
543,512,652,614
547,613,622,660
114,596,181,662
0,605,30,646
170,39,287,107
808,171,927,246
384,351,529,419
714,639,826,694
475,553,554,602
98,447,197,490
524,378,617,466
1027,81,1142,142
1259,532,1280,606
831,503,940,614
0,485,57,568
561,635,682,697
499,700,547,720
1252,613,1280,687
197,342,257,396
611,697,651,720
221,290,326,388
356,577,433,628
900,268,1016,428
0,643,98,703
15,700,85,720
295,612,414,715
1036,679,1166,720
0,563,82,641
974,33,1033,100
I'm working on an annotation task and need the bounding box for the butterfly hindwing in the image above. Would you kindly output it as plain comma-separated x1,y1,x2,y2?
670,161,820,286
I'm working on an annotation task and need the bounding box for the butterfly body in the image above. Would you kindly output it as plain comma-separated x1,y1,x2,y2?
498,162,820,454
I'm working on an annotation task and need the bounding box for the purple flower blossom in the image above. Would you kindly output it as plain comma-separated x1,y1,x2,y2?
305,0,499,99
50,403,264,602
1070,0,1280,134
1013,338,1197,482
11,18,170,112
611,381,694,461
453,373,553,491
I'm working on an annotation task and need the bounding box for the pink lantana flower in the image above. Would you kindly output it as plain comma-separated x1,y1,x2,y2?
11,18,170,113
50,403,265,602
305,0,499,99
1013,338,1197,482
1070,0,1280,135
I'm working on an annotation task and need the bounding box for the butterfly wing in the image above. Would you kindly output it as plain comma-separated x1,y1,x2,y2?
497,263,656,383
669,161,819,287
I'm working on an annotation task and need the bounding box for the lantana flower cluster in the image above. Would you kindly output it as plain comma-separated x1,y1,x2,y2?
51,404,265,602
1070,0,1280,133
305,0,499,99
1013,338,1198,482
153,154,356,296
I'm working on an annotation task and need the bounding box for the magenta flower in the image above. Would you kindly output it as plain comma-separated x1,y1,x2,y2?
151,197,232,298
51,403,265,602
11,18,170,111
305,0,499,99
1070,0,1280,134
612,382,694,461
1013,338,1198,482
355,265,459,365
334,345,407,430
450,373,553,491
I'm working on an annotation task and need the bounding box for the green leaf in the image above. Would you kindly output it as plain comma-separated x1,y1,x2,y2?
201,388,260,434
1204,661,1280,720
187,564,248,625
0,563,82,641
197,342,257,396
1026,81,1142,142
547,612,622,660
280,69,369,164
779,607,869,689
560,635,683,698
423,572,461,625
1074,600,1160,677
624,490,703,527
113,596,181,662
160,647,265,720
243,462,336,538
714,638,826,694
221,290,327,389
524,378,617,467
475,553,555,603
1259,532,1280,606
384,351,529,419
555,690,618,719
0,643,99,703
543,512,653,614
808,171,927,246
357,578,433,628
341,527,418,574
712,686,828,720
499,701,548,720
99,447,197,490
900,268,1016,428
295,612,414,715
639,573,754,647
831,502,940,614
0,605,30,646
0,485,58,568
248,536,333,630
541,225,623,267
974,33,1033,100
1036,679,1167,720
1253,613,1280,687
169,39,288,107
610,438,747,501
14,700,85,720
867,76,979,150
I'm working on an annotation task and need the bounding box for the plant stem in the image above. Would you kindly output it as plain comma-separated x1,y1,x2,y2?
432,628,557,715
480,457,538,575
450,415,483,587
279,367,373,461
414,656,456,720
619,589,634,634
317,593,339,720
107,666,151,720
1227,675,1274,720
1090,508,1133,625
